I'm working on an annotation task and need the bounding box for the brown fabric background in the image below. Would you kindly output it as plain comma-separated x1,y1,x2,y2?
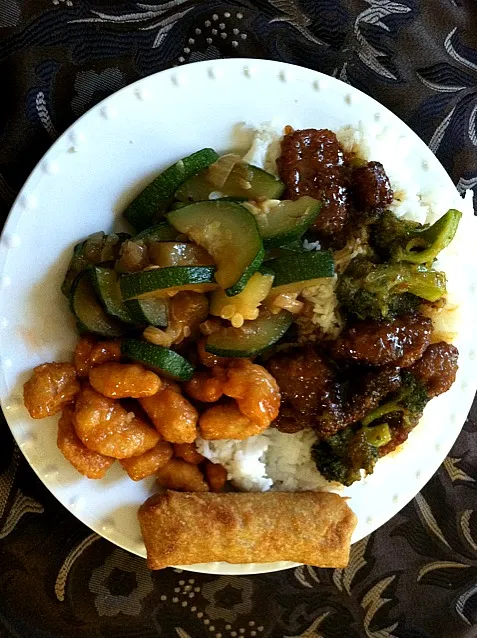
1,2,477,637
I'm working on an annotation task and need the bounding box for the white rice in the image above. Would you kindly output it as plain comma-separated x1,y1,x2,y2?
197,429,329,492
199,121,476,492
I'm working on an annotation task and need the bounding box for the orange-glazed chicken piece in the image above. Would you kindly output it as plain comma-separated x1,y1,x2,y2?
204,461,228,492
75,385,160,458
73,335,122,377
156,458,209,492
183,370,224,403
222,360,280,427
24,362,80,419
199,402,268,440
57,405,114,479
120,441,173,481
89,362,161,398
140,387,198,443
173,442,205,464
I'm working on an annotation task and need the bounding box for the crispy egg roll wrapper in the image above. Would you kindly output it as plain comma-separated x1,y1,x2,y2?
138,490,357,569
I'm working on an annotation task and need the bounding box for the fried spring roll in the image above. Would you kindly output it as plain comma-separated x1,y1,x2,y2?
138,490,357,569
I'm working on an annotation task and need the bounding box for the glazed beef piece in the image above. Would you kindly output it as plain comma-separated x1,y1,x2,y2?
342,366,401,425
330,313,432,367
351,161,394,211
267,347,344,438
276,128,350,238
409,341,459,398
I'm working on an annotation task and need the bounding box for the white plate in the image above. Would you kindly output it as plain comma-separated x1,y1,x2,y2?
0,59,476,576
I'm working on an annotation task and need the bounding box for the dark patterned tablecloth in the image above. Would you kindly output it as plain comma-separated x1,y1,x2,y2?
1,2,477,637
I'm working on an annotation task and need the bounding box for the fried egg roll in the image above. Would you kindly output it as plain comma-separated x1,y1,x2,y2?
138,490,357,569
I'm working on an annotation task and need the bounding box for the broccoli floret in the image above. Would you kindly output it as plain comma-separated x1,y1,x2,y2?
311,428,378,487
362,370,429,429
372,209,462,265
336,256,446,320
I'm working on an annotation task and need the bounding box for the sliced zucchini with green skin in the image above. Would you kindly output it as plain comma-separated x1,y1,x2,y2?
70,270,127,337
120,265,218,300
90,267,136,324
124,148,219,231
125,298,168,327
132,222,181,243
121,338,194,381
62,240,87,298
205,310,293,357
264,240,308,261
248,196,322,248
270,251,335,294
61,232,130,297
175,162,285,203
167,201,264,296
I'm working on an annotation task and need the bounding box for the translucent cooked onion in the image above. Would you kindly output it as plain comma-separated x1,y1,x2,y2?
269,292,304,314
100,233,121,262
143,326,174,348
199,318,222,335
116,240,149,273
205,153,241,188
83,232,106,263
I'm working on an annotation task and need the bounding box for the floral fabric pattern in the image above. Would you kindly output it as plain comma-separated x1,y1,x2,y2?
0,1,476,637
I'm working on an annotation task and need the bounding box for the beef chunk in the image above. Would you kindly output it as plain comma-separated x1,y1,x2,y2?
330,314,432,367
351,161,393,211
409,341,459,398
277,128,350,238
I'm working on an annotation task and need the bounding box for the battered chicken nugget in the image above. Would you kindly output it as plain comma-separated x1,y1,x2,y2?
89,363,161,398
57,405,114,479
75,386,160,458
74,335,122,377
204,462,228,492
222,360,280,427
183,371,224,403
120,441,173,481
156,459,209,492
173,443,205,465
140,388,198,443
138,491,357,569
199,402,267,440
24,362,80,419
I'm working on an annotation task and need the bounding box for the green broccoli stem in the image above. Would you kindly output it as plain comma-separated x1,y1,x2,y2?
361,402,401,427
362,423,392,447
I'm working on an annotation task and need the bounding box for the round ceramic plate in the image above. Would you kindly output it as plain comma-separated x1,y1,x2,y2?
0,59,476,576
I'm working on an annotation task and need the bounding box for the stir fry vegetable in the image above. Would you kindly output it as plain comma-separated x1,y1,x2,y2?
371,209,461,265
337,256,446,320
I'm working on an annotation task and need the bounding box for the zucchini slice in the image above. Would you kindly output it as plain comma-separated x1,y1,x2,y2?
247,196,322,248
70,270,127,337
133,222,182,243
148,242,215,268
167,201,264,296
121,338,194,381
120,266,218,300
205,310,293,357
124,298,168,327
269,251,335,295
175,162,285,202
124,148,219,231
90,267,137,324
61,231,129,298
